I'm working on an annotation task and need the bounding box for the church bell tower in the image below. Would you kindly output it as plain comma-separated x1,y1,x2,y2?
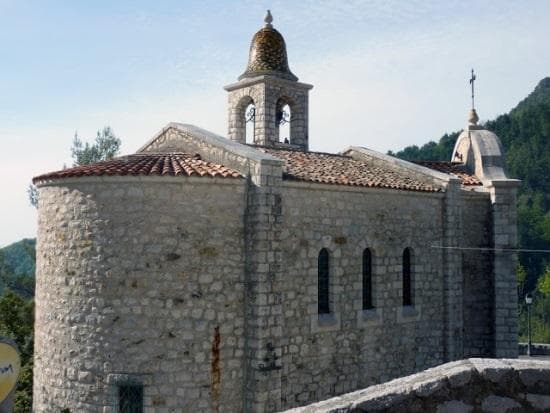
224,11,313,150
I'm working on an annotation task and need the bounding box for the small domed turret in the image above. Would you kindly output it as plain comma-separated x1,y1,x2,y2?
239,10,298,81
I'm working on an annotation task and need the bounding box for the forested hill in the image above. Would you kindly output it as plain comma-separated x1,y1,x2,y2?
389,77,550,166
389,77,550,289
0,238,35,298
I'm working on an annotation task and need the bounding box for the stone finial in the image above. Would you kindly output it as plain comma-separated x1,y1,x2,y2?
468,108,479,126
264,10,273,28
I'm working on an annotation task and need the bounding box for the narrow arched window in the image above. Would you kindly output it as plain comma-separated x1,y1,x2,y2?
276,97,292,144
318,248,330,314
277,104,290,143
403,248,413,306
244,102,255,144
362,249,373,309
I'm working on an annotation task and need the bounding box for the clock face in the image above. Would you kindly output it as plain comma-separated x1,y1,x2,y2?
0,340,20,403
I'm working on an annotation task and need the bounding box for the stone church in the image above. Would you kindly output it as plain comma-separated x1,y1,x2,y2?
33,11,519,413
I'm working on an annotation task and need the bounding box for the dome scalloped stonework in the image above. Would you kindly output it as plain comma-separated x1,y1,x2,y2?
239,27,298,81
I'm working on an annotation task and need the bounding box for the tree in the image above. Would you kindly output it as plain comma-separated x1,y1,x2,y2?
538,266,550,297
27,184,39,208
387,132,459,161
70,126,121,166
517,262,527,297
0,241,35,298
28,126,121,208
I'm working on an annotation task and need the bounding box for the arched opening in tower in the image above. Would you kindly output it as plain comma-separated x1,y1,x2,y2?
244,102,256,144
276,99,291,144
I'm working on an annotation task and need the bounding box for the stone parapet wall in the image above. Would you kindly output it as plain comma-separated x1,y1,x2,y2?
283,358,550,413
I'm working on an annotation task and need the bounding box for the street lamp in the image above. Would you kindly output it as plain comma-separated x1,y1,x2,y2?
525,293,533,356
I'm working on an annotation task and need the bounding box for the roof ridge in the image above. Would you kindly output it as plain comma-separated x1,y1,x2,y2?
414,160,465,166
131,152,193,156
252,145,351,159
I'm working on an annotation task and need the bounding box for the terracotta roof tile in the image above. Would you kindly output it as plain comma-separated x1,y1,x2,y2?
413,161,482,186
257,147,442,193
33,153,243,183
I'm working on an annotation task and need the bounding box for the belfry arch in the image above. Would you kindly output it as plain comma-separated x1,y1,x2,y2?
228,95,257,144
245,102,256,144
276,97,292,143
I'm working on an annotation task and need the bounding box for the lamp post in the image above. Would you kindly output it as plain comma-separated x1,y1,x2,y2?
525,293,533,356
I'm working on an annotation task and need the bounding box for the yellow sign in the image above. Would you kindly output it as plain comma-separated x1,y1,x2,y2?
0,340,21,403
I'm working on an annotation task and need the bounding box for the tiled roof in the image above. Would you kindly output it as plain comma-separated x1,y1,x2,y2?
413,161,482,186
257,147,442,192
33,153,243,183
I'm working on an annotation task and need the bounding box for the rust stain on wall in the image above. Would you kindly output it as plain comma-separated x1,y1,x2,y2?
211,325,221,413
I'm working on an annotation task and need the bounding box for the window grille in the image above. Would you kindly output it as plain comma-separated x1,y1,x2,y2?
362,249,373,309
117,383,143,413
403,248,412,306
318,248,330,314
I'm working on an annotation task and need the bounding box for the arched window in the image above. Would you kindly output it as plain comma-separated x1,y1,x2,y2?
362,249,373,310
245,102,256,144
402,248,413,306
318,248,330,314
276,97,291,143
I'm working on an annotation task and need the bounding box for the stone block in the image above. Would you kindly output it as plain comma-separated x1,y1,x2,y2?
469,358,513,384
480,395,521,413
526,393,550,411
436,400,474,413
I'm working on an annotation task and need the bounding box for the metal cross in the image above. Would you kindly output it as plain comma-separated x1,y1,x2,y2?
469,68,476,109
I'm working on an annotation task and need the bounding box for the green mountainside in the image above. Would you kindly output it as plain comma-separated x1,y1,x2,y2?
1,238,36,276
387,132,458,162
0,239,35,411
390,77,550,160
0,238,35,298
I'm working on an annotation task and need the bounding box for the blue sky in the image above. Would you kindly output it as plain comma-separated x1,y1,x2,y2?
1,0,549,246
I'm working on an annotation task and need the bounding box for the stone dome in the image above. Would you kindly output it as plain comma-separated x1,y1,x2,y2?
239,11,298,81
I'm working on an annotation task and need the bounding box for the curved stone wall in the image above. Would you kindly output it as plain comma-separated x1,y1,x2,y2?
33,177,246,412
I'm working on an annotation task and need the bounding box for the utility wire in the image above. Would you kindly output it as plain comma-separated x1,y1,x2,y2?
431,245,550,254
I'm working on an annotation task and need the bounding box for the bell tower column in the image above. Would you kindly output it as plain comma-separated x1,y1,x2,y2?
226,78,312,149
224,11,312,150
